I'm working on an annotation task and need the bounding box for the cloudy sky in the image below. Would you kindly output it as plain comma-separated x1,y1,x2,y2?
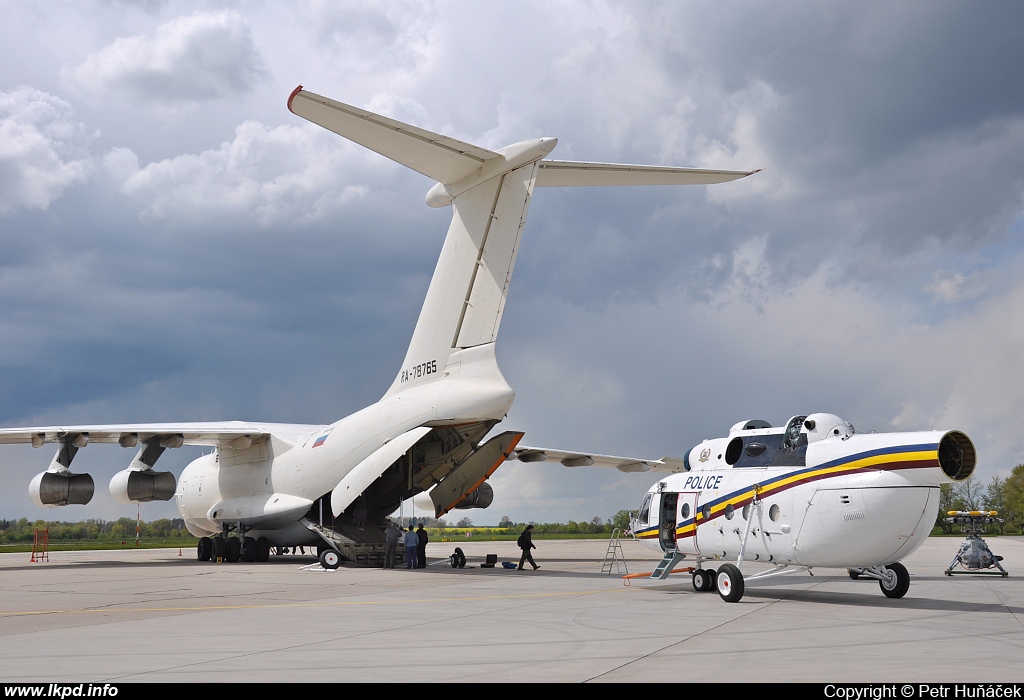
2,1,1023,525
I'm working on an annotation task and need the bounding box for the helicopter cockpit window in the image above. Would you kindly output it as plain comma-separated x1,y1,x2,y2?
784,416,806,448
637,494,652,525
771,415,809,467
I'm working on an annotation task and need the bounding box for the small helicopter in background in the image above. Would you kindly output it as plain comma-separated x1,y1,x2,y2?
943,510,1009,577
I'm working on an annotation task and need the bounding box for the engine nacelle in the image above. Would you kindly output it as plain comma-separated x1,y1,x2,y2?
451,482,494,510
28,471,95,507
937,431,976,481
109,469,177,505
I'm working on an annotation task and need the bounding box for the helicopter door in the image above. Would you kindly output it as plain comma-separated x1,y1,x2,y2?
679,492,702,555
659,492,678,550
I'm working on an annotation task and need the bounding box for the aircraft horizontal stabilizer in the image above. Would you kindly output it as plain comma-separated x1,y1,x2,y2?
536,161,758,187
288,86,499,185
513,446,688,473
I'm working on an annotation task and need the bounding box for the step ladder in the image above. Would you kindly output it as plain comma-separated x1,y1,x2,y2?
30,528,49,563
601,528,628,575
651,550,686,579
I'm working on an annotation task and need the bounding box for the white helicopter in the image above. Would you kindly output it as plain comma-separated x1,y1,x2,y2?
515,413,976,602
0,87,756,568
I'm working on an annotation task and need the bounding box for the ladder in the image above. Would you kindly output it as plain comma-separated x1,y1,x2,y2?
651,550,686,579
601,528,628,575
30,528,49,563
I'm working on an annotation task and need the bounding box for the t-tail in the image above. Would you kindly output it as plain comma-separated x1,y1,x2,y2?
288,86,758,400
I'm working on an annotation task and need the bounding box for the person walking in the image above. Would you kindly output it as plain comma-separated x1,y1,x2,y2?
383,522,402,568
416,522,429,568
404,525,419,569
517,525,540,570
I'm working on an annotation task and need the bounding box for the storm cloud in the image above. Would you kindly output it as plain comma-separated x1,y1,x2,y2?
0,1,1022,524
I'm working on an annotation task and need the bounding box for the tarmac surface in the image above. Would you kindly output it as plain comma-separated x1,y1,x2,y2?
0,536,1022,683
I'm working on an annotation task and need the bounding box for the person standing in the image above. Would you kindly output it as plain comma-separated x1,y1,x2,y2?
517,525,540,570
352,496,367,528
383,522,402,568
416,522,429,568
404,525,419,569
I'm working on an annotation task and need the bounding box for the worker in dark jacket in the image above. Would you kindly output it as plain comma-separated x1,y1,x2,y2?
517,525,540,570
416,523,429,568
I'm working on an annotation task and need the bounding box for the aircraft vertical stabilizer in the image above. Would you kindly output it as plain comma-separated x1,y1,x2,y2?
387,151,547,398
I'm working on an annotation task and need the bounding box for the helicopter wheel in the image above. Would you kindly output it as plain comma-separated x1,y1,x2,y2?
716,564,744,603
878,562,910,599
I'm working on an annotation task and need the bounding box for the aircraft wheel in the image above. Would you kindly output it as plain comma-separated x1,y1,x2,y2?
879,562,910,599
319,549,341,570
240,537,257,562
716,564,745,603
212,536,227,561
225,537,241,563
197,537,212,562
849,569,862,580
255,537,271,562
692,568,714,592
704,567,718,592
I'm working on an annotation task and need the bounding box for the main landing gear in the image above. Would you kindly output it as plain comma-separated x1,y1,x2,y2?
715,564,745,603
196,534,271,563
691,564,745,604
690,562,744,603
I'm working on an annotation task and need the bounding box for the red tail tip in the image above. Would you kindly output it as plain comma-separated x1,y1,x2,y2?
287,85,304,113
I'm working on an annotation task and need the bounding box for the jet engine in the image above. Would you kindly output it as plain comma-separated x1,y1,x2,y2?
109,469,177,504
108,439,178,504
937,431,976,481
451,482,494,510
28,438,96,507
28,471,95,507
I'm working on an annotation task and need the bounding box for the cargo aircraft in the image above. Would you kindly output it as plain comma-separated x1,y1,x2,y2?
0,86,757,568
514,413,976,602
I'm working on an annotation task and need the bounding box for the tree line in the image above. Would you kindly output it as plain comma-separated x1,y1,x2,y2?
0,517,192,543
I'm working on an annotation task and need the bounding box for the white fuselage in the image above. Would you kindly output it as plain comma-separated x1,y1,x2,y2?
631,417,974,569
174,344,514,543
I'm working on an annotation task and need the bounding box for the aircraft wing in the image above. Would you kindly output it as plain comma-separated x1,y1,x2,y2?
0,421,322,449
513,446,688,473
536,161,759,187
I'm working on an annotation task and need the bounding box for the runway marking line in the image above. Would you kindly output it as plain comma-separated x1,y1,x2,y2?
0,588,624,617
